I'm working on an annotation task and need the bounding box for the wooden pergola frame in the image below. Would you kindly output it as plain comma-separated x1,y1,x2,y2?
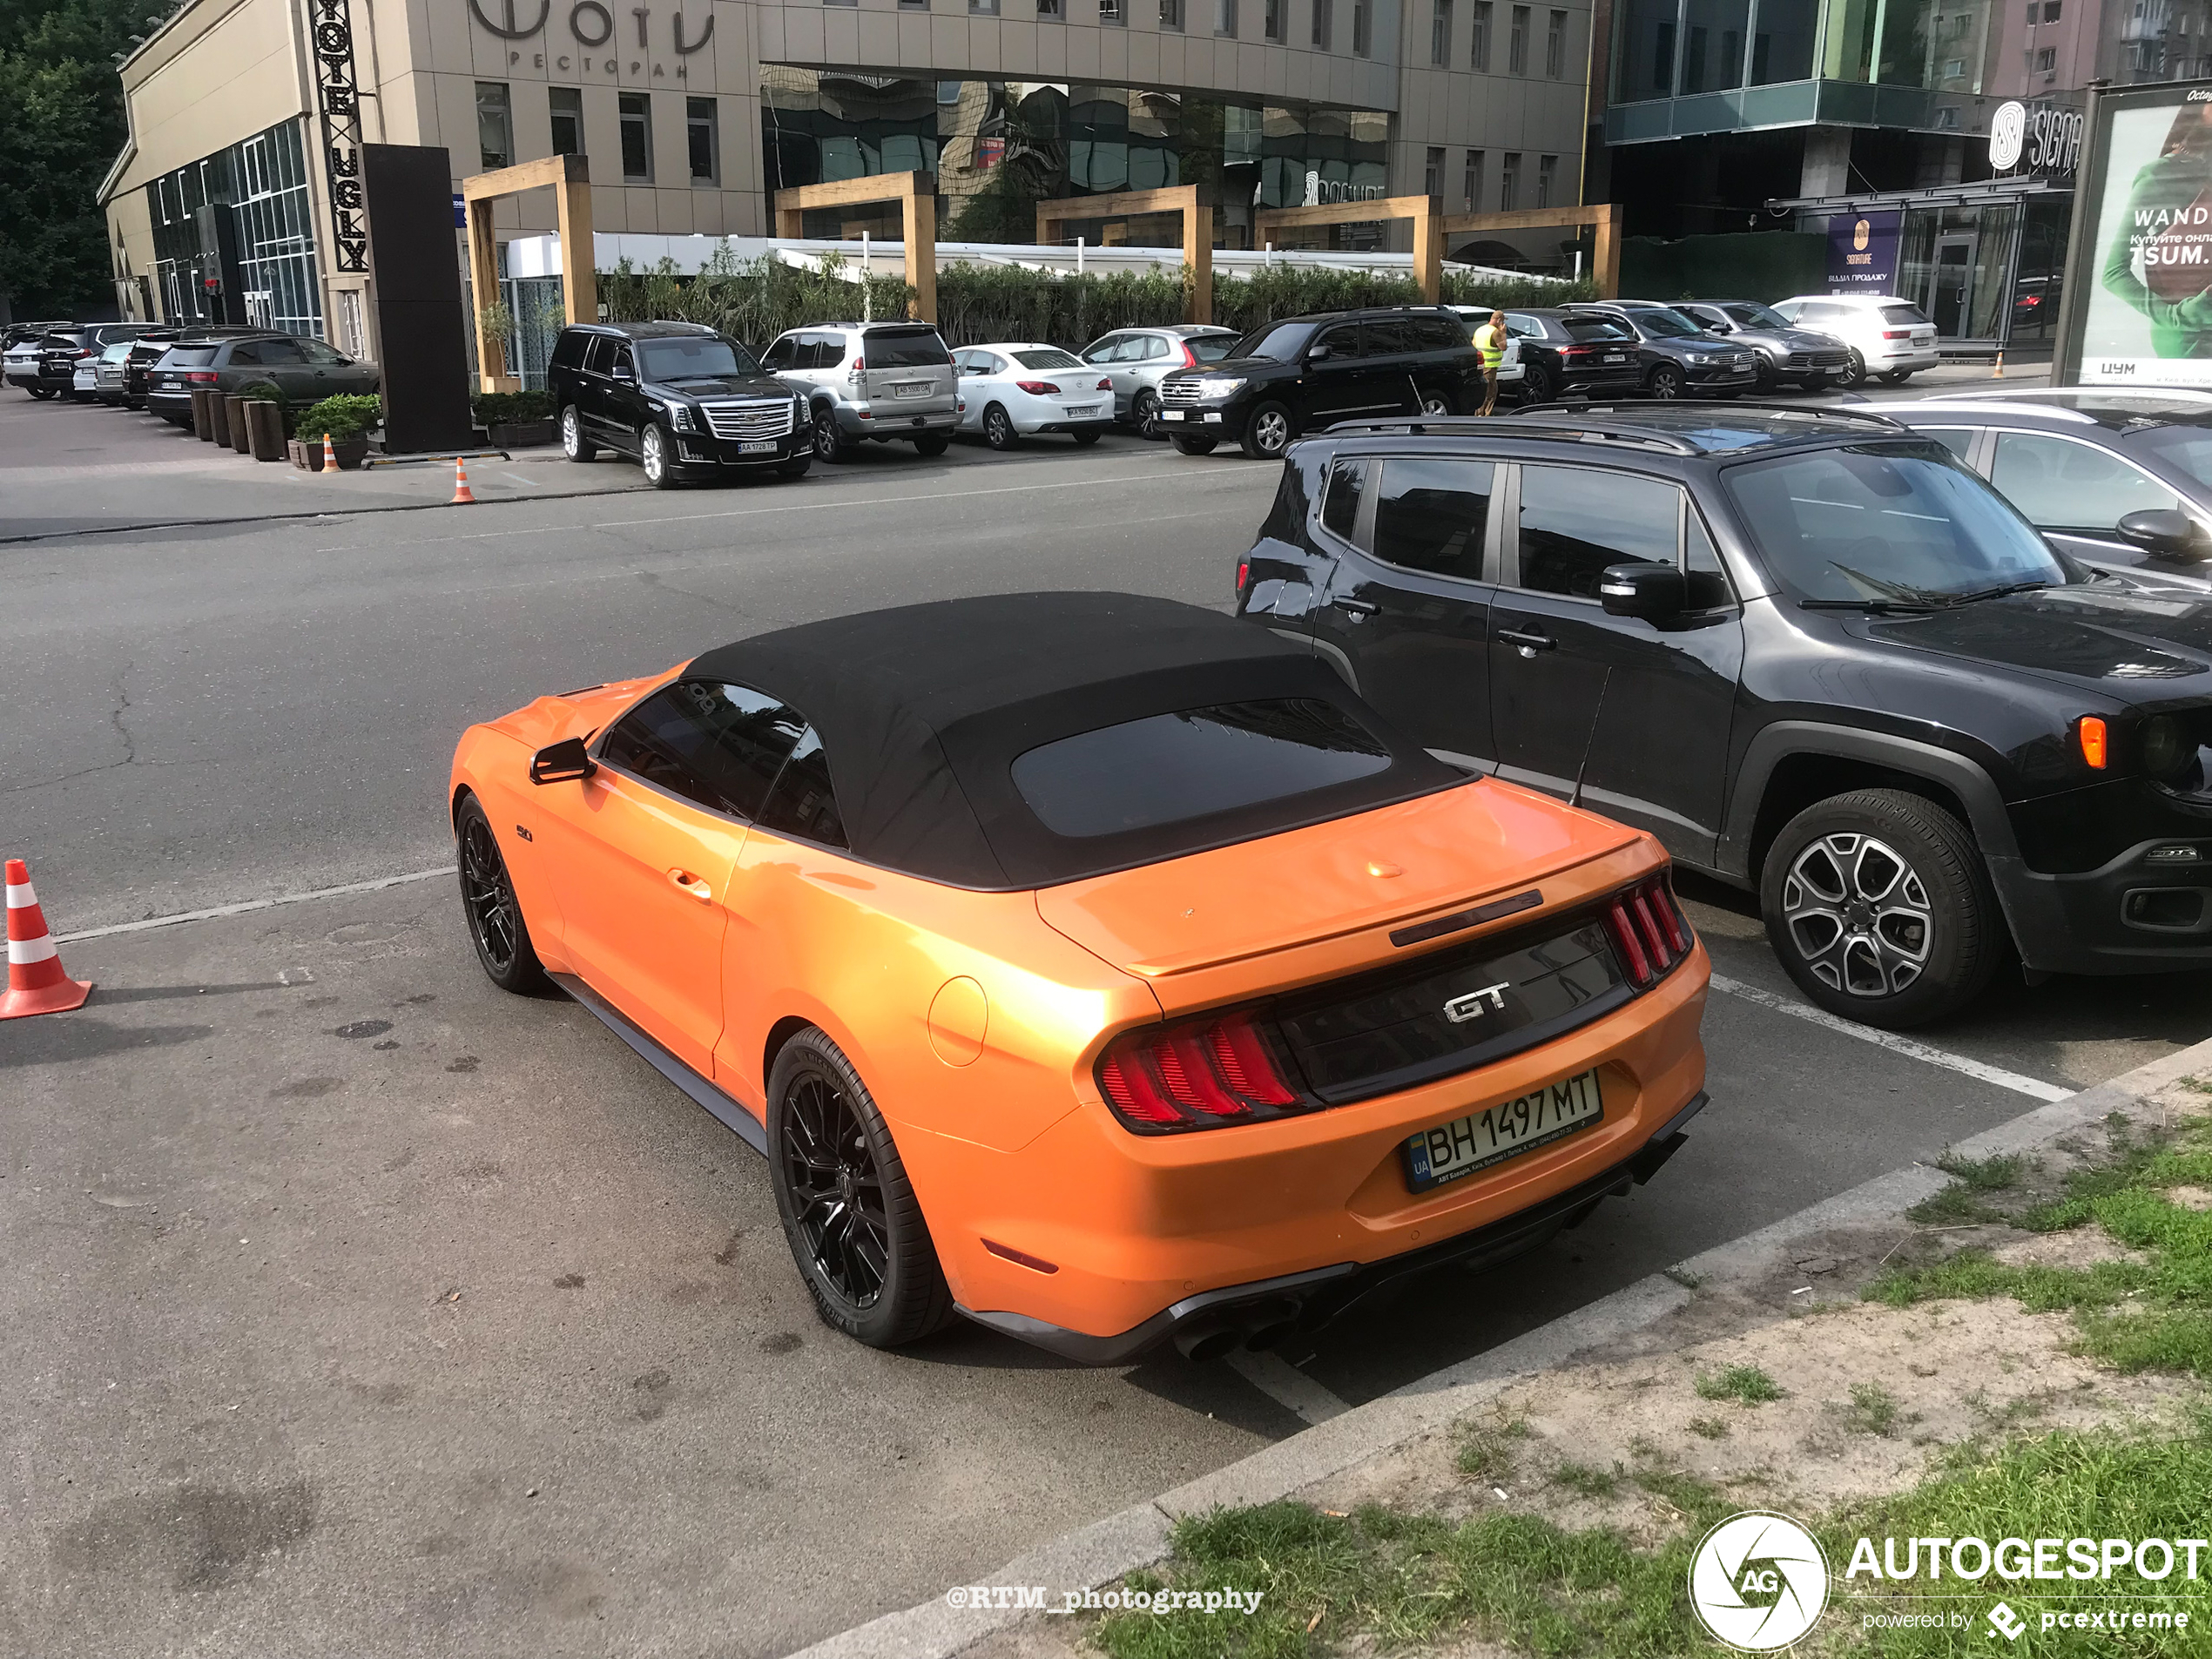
462,152,597,395
1035,186,1215,324
772,172,937,324
1441,204,1625,298
1253,195,1447,303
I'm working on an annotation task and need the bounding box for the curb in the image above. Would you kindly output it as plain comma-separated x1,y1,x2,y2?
788,1031,2212,1659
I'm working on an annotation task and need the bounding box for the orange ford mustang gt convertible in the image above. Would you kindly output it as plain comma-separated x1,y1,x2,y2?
448,592,1710,1362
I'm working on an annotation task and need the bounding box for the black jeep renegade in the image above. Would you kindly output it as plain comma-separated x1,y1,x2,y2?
1234,402,2212,1028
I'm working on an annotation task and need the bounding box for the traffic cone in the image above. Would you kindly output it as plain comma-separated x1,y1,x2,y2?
3,860,92,1020
1993,352,2005,379
450,455,476,505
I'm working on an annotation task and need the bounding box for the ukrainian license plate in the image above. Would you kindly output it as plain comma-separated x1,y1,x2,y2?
738,440,776,455
1067,403,1103,417
1160,408,1185,421
892,381,929,399
1604,353,1628,363
1402,1069,1603,1193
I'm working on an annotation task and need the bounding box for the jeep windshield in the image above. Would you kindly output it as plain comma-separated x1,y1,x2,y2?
1724,441,2072,607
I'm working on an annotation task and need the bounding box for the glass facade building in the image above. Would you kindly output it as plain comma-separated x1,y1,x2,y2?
144,118,324,337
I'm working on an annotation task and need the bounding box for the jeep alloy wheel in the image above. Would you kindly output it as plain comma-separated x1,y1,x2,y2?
1781,832,1932,997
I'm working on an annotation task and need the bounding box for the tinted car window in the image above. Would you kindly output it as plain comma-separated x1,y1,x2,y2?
1372,458,1494,583
164,346,219,368
760,336,795,371
1320,455,1367,543
2125,423,2212,492
864,327,950,367
1989,431,2180,529
1684,509,1733,609
1014,347,1084,370
1724,442,2067,603
1234,321,1314,361
228,341,266,364
1561,318,1633,343
1724,303,1791,328
1515,466,1681,598
1413,316,1468,350
550,331,589,369
1313,323,1362,359
257,339,309,364
1011,700,1393,839
300,339,349,364
1363,318,1416,356
755,727,847,848
1629,308,1702,338
1919,427,1979,462
583,336,617,374
638,336,759,380
1188,334,1238,362
1880,304,1932,327
600,681,806,819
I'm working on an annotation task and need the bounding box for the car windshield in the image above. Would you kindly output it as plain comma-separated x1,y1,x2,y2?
1188,334,1238,362
1631,308,1704,338
1013,347,1083,370
637,336,759,380
1724,442,2071,604
2121,423,2212,496
1724,303,1791,329
1231,320,1314,361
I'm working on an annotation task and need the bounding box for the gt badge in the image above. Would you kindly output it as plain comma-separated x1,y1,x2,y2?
1443,981,1510,1022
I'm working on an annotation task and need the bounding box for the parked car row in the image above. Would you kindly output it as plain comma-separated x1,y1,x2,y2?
7,321,381,423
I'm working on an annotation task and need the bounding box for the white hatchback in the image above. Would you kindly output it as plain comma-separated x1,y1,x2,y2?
952,344,1116,449
1769,294,1941,385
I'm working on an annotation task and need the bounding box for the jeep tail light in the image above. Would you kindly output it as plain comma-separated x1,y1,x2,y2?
1096,1008,1305,1132
1605,873,1693,989
2079,714,2109,769
1016,380,1062,395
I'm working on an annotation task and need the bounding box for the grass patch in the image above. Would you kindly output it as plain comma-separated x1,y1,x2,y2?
1454,1416,1531,1480
1661,1266,1704,1290
1695,1364,1785,1405
1550,1461,1622,1500
1843,1381,1905,1437
1909,1153,2029,1225
1687,1415,1730,1440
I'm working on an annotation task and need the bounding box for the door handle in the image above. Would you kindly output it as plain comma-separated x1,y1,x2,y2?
667,868,712,901
1332,595,1380,617
1497,625,1556,655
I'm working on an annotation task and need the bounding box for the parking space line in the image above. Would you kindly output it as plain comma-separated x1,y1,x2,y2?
1225,1350,1352,1426
1707,972,2071,1101
55,867,456,945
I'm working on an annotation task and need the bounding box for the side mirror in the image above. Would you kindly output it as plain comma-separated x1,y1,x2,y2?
529,736,596,784
1598,561,1689,620
2116,508,2208,559
1307,344,1333,362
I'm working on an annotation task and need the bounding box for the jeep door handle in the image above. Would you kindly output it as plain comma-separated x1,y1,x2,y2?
1332,595,1380,617
667,869,712,901
1497,625,1556,653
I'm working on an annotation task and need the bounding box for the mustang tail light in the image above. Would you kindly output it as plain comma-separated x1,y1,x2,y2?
1604,873,1694,989
1096,1008,1305,1132
1016,380,1062,395
2079,715,2110,769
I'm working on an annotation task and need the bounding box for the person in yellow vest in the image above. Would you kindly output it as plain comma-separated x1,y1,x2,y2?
1471,310,1507,415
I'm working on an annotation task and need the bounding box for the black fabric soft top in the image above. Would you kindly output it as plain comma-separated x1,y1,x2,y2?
684,592,1461,890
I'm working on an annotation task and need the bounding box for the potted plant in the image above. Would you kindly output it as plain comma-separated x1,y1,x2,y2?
291,394,383,470
472,388,556,448
237,381,288,462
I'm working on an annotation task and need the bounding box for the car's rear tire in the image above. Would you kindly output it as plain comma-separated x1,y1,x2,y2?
1520,362,1555,404
1071,428,1102,445
639,422,680,489
914,432,950,457
455,795,550,995
1132,388,1163,440
560,405,597,462
813,406,852,462
767,1028,954,1349
1171,435,1217,455
1800,377,1829,394
1879,368,1913,385
26,386,57,401
982,403,1020,450
1241,401,1294,459
1760,788,2003,1029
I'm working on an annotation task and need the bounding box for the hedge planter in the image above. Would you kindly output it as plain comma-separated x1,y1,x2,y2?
246,400,287,462
487,419,556,448
226,396,253,455
191,386,218,442
289,435,371,471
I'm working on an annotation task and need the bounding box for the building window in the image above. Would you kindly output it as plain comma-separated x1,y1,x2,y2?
1470,0,1490,65
1265,0,1282,36
1424,145,1444,194
1352,0,1370,51
1463,148,1483,209
972,0,999,12
898,0,926,11
1313,0,1332,46
2034,44,2056,67
549,87,583,157
1545,7,1565,74
1100,0,1123,19
1217,0,1236,33
1039,0,1062,16
1536,152,1555,206
2045,0,2060,16
1431,0,1453,61
475,82,513,172
2023,1,2034,20
1943,55,1964,74
618,91,652,180
686,96,718,183
1500,151,1520,208
1162,0,1184,28
1508,3,1528,70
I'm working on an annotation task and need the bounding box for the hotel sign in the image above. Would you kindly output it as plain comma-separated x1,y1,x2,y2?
467,0,714,74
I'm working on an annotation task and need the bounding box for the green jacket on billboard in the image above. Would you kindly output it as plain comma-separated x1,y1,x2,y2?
2101,152,2212,358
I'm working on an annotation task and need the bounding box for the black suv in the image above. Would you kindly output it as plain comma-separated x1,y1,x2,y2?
1503,309,1643,404
550,321,810,488
1234,402,2212,1027
1156,307,1484,461
1564,302,1759,401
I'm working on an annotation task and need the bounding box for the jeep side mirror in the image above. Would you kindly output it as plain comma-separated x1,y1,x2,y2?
529,736,596,784
2116,509,2208,559
1598,561,1689,620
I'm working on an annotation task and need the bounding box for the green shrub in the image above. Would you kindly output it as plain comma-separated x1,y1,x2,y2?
473,389,554,427
234,379,283,401
297,393,383,444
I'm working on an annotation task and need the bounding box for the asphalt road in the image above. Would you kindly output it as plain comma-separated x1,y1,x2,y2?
10,359,2209,1658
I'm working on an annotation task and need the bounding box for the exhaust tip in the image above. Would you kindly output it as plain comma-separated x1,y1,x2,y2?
1175,1325,1243,1363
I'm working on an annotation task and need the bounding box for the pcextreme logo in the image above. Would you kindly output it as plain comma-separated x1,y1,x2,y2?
1689,1511,1831,1651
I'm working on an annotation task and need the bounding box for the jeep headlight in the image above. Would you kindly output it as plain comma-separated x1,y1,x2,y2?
2141,714,2197,782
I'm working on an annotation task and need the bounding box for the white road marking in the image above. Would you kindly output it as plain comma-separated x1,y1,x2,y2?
55,867,456,945
1707,973,2072,1101
1226,1349,1352,1426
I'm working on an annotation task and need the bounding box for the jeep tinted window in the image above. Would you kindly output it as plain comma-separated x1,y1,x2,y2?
1011,700,1393,839
1372,458,1494,583
1514,466,1681,598
864,327,949,367
1320,456,1367,543
164,346,218,367
600,680,806,819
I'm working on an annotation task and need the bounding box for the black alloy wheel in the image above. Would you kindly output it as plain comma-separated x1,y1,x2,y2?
1648,363,1685,400
456,797,550,995
813,407,852,462
26,385,57,401
560,404,597,462
1241,401,1294,460
1520,361,1554,404
767,1029,954,1347
1132,388,1163,440
982,403,1020,450
1838,349,1868,388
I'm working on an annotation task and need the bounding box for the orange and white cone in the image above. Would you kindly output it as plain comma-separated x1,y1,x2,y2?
322,430,339,470
3,860,92,1020
450,455,476,505
1993,351,2005,379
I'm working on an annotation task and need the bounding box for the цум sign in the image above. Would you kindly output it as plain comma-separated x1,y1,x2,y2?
1825,209,1901,296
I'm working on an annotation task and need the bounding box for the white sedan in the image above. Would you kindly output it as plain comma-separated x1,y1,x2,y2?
952,344,1115,449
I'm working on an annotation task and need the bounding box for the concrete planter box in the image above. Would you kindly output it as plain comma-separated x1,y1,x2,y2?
487,418,556,448
288,436,371,471
225,396,253,455
245,400,287,462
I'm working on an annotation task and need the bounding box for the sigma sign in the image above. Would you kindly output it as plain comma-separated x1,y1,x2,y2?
1989,99,2085,177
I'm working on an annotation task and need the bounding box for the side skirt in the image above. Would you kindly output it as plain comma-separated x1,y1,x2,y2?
550,971,767,1156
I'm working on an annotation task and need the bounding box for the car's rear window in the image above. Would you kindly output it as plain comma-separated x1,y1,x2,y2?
864,328,949,367
1880,304,1932,326
1562,318,1633,343
1010,699,1393,840
164,347,218,367
1188,334,1238,362
1013,347,1083,370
